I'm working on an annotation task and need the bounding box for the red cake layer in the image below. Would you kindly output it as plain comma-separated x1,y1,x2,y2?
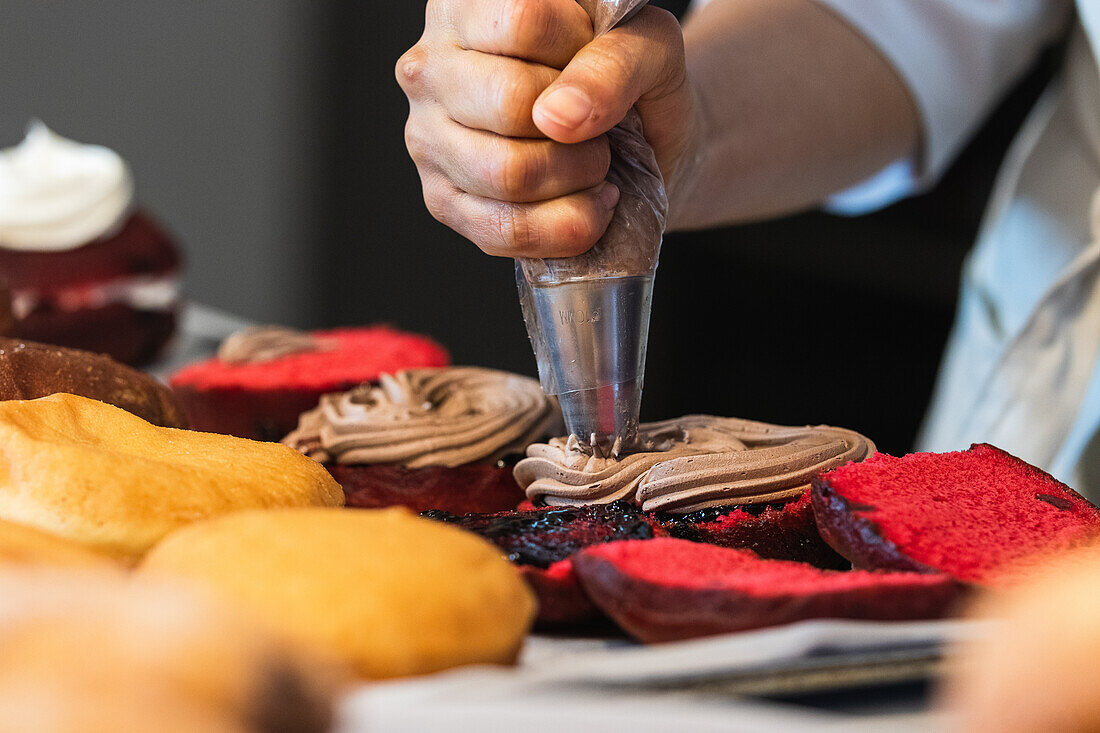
812,444,1100,586
171,326,448,392
171,383,325,442
661,490,849,569
0,211,180,290
573,539,961,642
0,211,181,366
332,464,525,514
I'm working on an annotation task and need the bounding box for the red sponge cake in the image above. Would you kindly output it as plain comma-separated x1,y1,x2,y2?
170,326,449,441
812,444,1100,585
573,539,960,643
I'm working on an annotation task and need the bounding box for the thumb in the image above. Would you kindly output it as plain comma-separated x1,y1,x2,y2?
531,6,686,147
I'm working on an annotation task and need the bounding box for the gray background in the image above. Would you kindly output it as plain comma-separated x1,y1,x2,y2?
0,1,1059,453
0,2,329,324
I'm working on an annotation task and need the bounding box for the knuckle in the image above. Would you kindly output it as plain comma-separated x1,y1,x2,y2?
637,8,686,84
425,0,453,28
487,202,538,253
552,206,600,254
403,119,430,163
644,6,682,42
497,0,549,50
395,45,429,94
422,181,452,223
491,72,540,133
488,146,542,200
584,41,636,91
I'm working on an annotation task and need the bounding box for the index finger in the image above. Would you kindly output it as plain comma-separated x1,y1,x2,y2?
450,0,593,69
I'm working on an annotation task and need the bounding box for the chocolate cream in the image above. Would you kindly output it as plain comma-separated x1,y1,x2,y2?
217,326,335,365
515,415,875,514
283,367,560,468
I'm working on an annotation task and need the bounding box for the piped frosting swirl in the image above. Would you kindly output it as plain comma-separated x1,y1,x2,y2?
283,367,559,468
0,121,134,251
217,326,334,365
515,415,875,514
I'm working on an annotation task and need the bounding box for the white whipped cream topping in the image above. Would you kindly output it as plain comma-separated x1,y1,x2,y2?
0,121,134,251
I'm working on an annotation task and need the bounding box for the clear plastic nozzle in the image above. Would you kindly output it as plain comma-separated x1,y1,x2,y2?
518,273,653,455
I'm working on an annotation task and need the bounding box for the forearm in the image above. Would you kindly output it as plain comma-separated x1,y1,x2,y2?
668,0,920,230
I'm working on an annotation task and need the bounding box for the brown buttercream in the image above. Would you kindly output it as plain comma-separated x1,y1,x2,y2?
515,415,875,513
218,326,334,365
283,367,559,468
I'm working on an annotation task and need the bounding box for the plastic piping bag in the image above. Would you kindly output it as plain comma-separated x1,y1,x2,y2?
516,0,669,455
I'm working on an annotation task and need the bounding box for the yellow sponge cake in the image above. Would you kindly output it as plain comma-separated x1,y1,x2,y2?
140,507,537,679
0,394,343,561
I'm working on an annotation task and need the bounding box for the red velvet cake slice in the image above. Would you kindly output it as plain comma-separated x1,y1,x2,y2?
171,326,449,440
659,489,849,569
812,444,1100,585
573,538,961,643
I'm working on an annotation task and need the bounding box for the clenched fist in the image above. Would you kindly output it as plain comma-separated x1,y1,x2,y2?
397,0,694,258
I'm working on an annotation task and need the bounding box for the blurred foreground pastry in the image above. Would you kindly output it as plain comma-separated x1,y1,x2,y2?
943,543,1100,732
0,571,339,733
0,394,342,560
0,122,181,366
140,507,536,678
0,337,186,427
0,519,118,571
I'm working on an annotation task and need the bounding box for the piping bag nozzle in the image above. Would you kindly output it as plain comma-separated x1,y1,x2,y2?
518,272,653,456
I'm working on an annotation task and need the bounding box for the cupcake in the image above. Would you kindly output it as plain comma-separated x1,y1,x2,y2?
0,122,182,366
170,325,450,441
284,366,561,514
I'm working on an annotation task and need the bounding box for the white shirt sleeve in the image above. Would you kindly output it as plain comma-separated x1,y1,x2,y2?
818,0,1073,212
689,0,1073,212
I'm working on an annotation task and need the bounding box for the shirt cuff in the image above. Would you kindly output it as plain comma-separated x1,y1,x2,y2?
815,0,1069,211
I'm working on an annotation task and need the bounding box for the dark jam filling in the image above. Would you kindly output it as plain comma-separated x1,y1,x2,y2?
422,500,654,568
670,503,774,523
658,501,792,542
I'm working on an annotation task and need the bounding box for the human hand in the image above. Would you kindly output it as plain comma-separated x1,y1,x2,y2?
397,0,695,258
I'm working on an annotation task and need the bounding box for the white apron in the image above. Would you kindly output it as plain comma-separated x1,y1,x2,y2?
918,3,1100,496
